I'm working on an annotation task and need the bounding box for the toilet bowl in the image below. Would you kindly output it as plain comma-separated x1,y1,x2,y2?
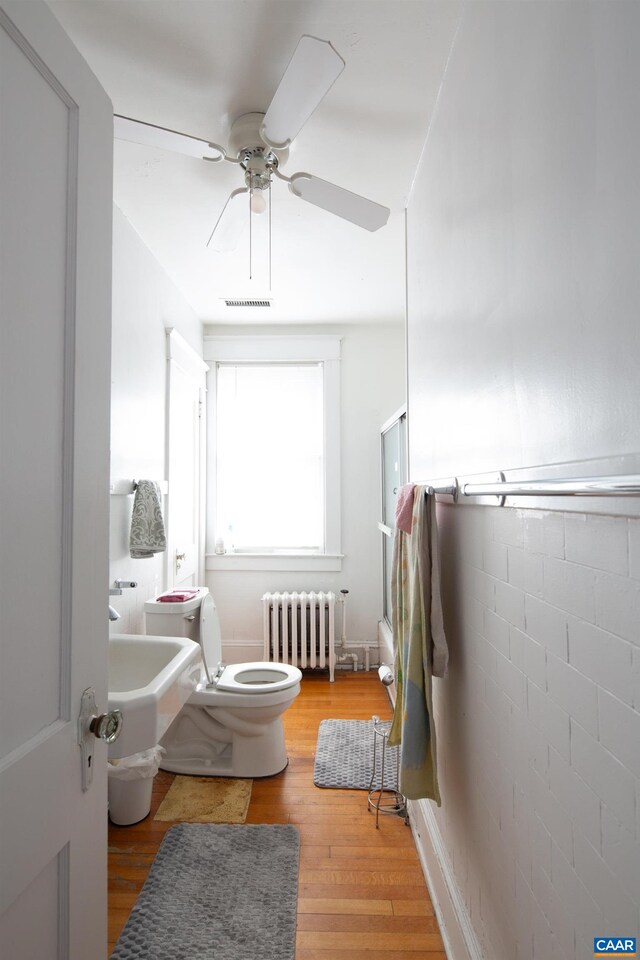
144,589,301,777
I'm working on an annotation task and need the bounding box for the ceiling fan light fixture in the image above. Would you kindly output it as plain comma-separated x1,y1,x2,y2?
249,191,267,215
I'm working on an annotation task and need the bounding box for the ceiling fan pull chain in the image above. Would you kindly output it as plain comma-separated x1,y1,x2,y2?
249,174,253,280
268,177,272,293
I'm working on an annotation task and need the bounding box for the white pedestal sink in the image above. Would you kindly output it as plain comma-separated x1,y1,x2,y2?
108,634,201,759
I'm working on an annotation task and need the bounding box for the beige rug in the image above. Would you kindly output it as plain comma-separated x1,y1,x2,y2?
154,776,252,823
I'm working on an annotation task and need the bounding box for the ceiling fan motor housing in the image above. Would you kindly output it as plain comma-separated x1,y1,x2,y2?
229,112,289,190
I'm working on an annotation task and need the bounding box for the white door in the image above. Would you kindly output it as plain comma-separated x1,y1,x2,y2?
165,330,208,589
0,3,113,958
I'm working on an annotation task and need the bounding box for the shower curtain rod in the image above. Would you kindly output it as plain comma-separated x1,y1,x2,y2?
421,473,640,501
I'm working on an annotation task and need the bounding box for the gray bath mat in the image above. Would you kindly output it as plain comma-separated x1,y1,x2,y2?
111,823,299,960
313,718,399,790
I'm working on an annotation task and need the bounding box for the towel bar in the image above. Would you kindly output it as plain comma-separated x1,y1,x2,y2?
420,473,640,502
110,479,169,495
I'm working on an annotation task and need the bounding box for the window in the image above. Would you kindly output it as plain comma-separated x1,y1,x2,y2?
216,362,324,552
204,336,341,571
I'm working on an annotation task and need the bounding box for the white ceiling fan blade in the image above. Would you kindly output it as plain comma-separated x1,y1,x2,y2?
261,36,345,150
207,188,249,251
114,115,225,162
289,173,390,232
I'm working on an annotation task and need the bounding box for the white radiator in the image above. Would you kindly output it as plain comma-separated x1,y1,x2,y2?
262,591,337,682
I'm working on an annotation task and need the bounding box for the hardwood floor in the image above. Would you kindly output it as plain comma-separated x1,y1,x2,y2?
108,670,446,958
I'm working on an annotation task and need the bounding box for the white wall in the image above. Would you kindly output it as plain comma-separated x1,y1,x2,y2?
202,322,405,663
408,0,640,480
109,206,203,633
406,3,640,959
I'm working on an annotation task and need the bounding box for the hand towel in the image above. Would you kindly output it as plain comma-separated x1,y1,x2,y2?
388,485,448,803
156,590,199,603
129,480,167,559
395,483,416,534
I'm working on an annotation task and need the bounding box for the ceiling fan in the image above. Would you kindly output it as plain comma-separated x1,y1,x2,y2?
113,35,390,256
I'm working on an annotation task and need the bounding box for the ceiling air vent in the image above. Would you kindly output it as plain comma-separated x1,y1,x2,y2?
224,299,272,308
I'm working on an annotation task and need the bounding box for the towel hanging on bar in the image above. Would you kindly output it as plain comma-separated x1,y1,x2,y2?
388,485,448,803
129,480,166,559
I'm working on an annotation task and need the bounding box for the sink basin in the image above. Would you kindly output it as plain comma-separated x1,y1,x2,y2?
108,634,201,759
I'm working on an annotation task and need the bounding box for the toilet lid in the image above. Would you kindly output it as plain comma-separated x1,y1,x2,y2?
216,661,302,694
199,592,222,683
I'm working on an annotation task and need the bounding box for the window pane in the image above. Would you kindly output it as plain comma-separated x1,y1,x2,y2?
216,363,324,551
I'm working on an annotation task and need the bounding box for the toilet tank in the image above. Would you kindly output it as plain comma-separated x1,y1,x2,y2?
144,589,208,643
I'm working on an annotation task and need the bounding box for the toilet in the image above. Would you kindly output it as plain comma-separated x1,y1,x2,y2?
144,588,301,778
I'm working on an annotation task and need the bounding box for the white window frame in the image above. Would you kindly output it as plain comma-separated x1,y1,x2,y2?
204,335,342,572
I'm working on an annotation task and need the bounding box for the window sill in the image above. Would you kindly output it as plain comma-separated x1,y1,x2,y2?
206,553,343,572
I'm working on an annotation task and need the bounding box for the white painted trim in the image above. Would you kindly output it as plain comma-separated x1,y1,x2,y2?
409,798,484,960
221,642,264,662
204,334,341,361
165,329,207,589
377,618,394,663
323,355,341,556
381,403,407,435
206,362,218,559
166,327,209,376
206,553,343,572
197,385,207,585
377,619,396,704
205,335,341,559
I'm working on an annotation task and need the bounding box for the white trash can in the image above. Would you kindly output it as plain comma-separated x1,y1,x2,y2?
107,746,164,826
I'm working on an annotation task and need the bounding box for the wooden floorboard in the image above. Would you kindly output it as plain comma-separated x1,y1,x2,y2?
107,671,445,957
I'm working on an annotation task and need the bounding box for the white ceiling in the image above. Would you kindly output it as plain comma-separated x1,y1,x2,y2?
48,1,459,325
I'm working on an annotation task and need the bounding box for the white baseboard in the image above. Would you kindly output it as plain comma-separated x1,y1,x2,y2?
409,798,484,960
377,618,394,664
222,641,263,662
377,619,396,705
221,641,374,672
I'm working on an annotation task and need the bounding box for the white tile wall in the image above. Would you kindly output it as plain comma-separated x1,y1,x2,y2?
628,524,640,581
427,503,640,960
108,494,164,636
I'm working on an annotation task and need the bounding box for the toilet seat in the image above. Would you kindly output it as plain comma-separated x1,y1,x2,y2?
216,660,301,694
196,593,301,693
188,674,300,709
